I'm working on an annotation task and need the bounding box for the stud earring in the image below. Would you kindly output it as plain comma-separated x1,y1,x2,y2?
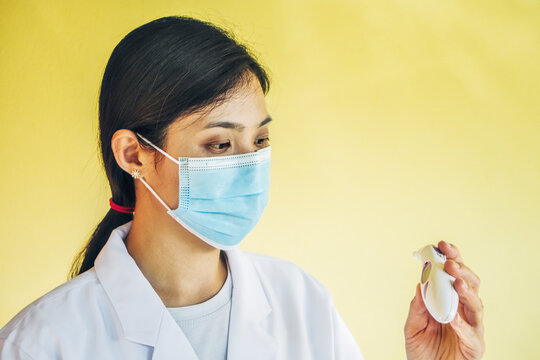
130,169,142,179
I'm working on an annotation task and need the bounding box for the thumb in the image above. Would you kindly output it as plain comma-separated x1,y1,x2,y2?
404,282,429,338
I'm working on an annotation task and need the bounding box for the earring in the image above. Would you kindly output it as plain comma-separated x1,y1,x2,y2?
130,169,142,179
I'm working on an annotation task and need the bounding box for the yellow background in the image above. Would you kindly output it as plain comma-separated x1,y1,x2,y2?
1,1,539,358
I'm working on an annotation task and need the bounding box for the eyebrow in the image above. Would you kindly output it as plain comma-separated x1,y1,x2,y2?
204,115,272,131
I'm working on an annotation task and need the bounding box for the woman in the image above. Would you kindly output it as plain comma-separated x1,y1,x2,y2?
0,16,485,359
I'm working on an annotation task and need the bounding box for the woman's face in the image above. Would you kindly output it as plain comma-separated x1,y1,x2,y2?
141,72,272,211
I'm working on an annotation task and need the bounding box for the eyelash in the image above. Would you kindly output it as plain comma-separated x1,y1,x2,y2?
207,137,270,152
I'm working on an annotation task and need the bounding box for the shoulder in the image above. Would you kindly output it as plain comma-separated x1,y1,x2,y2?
242,251,333,306
242,252,365,359
0,269,106,356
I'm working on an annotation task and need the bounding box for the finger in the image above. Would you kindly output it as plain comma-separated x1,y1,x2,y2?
453,277,484,329
438,240,464,263
404,283,430,338
449,311,484,350
444,259,481,292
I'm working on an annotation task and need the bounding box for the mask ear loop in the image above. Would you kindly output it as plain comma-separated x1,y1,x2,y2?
136,177,172,212
133,132,180,212
136,132,180,165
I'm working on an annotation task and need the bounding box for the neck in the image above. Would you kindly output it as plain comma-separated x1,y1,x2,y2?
124,199,228,308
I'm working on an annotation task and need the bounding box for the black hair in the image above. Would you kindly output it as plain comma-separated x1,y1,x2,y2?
68,15,271,279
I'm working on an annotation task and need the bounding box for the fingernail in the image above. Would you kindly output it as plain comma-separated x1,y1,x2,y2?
463,281,468,289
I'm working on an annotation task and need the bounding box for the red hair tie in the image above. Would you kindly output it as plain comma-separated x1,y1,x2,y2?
109,197,135,214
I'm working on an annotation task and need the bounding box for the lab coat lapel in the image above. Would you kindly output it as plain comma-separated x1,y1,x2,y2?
224,247,277,360
95,221,198,360
150,310,198,360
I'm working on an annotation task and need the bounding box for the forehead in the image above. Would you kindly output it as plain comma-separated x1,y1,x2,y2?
170,77,267,134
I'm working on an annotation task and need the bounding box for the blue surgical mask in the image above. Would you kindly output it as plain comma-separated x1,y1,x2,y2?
134,132,271,250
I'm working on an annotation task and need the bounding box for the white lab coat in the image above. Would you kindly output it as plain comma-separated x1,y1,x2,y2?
0,221,364,359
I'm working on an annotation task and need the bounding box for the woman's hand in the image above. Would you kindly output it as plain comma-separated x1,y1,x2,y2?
404,241,485,359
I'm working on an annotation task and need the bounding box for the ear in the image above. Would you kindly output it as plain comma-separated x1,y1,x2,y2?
111,129,152,177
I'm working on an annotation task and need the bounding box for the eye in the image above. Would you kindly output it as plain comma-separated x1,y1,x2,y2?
256,137,270,146
207,141,231,153
206,136,270,154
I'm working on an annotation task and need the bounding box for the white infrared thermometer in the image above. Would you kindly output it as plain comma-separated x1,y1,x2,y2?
412,244,459,324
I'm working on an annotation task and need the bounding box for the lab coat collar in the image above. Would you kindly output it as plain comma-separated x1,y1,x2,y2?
94,220,277,360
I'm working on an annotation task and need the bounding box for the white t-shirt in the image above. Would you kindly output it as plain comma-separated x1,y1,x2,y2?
166,254,233,360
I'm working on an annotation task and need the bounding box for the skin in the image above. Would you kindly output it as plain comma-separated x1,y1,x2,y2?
111,72,271,307
404,240,486,359
111,70,486,357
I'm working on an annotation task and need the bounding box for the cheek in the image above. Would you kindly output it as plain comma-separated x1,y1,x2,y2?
153,160,180,208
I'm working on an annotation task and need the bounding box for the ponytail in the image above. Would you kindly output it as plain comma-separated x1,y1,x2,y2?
68,210,133,279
